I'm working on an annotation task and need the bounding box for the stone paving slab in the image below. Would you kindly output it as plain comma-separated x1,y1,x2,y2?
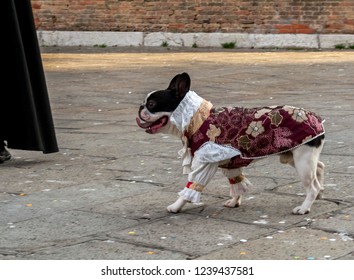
197,228,353,260
19,239,189,260
1,47,354,260
0,182,161,224
0,210,138,251
187,192,343,230
109,214,273,258
84,190,225,221
312,206,354,236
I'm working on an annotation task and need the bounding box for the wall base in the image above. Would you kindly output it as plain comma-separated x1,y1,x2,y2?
37,31,354,49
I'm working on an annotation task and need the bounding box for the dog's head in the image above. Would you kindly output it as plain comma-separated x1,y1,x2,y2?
136,72,191,134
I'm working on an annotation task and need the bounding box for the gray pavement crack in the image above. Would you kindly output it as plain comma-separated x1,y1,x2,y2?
115,178,166,187
103,235,196,259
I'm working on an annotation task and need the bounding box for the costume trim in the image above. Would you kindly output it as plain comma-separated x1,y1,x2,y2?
228,175,245,184
178,187,201,203
170,91,203,132
185,181,205,192
193,141,242,164
230,175,252,196
187,100,213,136
186,181,193,188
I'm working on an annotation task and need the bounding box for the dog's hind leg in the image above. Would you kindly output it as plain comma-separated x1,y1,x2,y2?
316,161,325,199
221,168,252,208
306,135,325,199
280,150,325,200
291,144,323,215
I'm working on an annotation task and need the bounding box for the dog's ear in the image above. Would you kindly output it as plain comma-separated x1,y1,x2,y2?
167,72,191,98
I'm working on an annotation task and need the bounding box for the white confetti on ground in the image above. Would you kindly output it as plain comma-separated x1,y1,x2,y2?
253,220,268,225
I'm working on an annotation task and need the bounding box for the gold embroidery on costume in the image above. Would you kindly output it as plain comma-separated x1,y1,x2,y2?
246,121,265,137
269,111,283,126
238,135,252,150
189,183,205,192
206,124,221,142
187,100,213,136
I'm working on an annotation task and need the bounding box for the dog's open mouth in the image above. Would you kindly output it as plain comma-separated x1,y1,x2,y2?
136,116,169,134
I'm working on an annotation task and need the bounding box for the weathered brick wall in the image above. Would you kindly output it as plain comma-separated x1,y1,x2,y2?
31,0,354,34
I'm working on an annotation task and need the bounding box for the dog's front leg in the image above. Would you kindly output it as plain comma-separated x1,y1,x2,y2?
222,168,252,208
167,162,219,213
225,175,254,208
225,188,242,208
225,178,244,208
167,197,188,213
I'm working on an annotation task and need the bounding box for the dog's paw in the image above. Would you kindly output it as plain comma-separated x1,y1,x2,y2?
316,191,323,200
223,198,241,208
292,206,310,215
166,197,188,213
166,204,180,213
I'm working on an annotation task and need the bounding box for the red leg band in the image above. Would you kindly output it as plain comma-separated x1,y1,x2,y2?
228,175,245,185
229,178,236,184
186,182,193,188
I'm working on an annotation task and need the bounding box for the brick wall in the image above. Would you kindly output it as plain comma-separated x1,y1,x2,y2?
31,0,354,34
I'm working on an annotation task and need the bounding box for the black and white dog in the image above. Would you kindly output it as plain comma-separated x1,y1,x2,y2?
136,73,325,215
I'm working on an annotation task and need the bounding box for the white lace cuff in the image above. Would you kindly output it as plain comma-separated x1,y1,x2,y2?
178,187,201,203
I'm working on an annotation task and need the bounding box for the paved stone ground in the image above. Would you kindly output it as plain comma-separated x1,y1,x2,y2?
1,47,354,260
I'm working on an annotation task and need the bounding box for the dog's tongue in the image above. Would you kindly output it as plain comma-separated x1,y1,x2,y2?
136,117,152,129
136,116,168,134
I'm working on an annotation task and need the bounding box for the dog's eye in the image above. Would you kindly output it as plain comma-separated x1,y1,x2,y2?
147,100,156,109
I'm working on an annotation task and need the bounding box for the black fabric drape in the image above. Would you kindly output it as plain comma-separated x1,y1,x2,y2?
2,0,58,153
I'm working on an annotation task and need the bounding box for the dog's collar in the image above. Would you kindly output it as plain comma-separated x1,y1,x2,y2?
170,91,213,133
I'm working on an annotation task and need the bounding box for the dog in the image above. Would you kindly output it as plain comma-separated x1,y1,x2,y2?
136,72,325,215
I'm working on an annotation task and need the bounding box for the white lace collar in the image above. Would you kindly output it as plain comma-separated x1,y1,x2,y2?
170,91,204,132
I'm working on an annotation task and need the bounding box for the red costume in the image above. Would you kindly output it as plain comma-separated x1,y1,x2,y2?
187,104,325,169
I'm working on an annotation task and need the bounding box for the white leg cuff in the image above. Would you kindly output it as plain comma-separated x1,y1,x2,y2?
178,187,201,203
